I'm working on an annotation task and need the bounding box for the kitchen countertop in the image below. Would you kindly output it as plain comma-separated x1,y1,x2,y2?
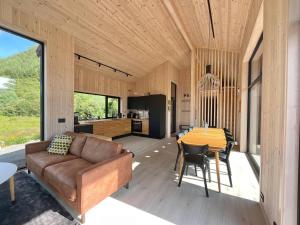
77,118,129,125
75,118,149,126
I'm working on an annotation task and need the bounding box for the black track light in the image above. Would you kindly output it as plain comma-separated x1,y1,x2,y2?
74,53,132,78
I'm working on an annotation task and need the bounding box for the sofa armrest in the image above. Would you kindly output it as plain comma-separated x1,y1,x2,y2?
76,152,132,213
25,140,51,155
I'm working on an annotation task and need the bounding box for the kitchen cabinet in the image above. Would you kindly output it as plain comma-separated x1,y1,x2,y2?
93,119,131,137
127,94,166,138
128,96,147,110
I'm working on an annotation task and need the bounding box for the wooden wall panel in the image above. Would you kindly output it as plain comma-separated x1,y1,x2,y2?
194,48,239,138
178,68,191,126
239,0,263,152
0,0,75,138
74,63,135,114
260,0,300,225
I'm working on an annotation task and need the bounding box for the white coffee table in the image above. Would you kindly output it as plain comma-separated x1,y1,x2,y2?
0,162,17,202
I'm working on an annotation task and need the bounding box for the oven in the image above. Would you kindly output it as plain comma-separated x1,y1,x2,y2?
132,120,142,133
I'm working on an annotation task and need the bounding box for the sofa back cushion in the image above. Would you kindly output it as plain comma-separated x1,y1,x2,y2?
81,137,123,163
64,132,87,156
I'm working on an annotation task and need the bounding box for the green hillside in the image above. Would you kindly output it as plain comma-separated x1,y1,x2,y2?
0,46,41,147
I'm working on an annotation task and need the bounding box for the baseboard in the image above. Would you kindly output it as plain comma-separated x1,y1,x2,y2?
112,133,131,140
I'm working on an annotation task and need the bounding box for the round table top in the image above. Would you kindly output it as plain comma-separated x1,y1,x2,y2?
0,162,17,185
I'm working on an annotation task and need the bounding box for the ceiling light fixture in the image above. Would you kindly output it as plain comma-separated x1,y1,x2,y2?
198,0,220,91
74,53,133,78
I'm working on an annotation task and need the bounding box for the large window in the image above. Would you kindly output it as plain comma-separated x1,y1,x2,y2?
0,27,44,152
247,34,263,174
74,92,120,120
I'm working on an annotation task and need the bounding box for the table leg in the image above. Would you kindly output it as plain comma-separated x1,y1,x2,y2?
9,176,15,202
178,149,183,176
215,152,221,192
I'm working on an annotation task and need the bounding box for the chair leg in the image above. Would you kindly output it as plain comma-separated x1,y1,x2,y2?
80,214,85,224
207,161,211,182
124,182,129,189
174,149,180,171
194,165,198,176
178,161,186,187
27,169,31,174
202,167,209,197
226,160,233,187
185,164,188,175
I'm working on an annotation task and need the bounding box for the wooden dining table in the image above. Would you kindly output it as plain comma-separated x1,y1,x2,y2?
177,128,227,192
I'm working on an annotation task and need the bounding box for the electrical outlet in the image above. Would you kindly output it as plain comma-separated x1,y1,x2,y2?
58,118,66,123
260,191,264,202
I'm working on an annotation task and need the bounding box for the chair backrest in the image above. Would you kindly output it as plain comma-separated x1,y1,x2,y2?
224,141,235,159
181,142,209,156
223,128,230,133
176,132,184,141
226,135,234,142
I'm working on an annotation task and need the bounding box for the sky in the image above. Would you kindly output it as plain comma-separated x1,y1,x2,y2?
0,29,37,58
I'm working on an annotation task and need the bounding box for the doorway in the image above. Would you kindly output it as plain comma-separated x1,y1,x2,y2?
171,82,177,133
0,27,44,168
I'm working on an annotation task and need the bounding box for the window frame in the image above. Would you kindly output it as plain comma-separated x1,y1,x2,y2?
74,91,120,120
0,26,45,141
246,33,263,177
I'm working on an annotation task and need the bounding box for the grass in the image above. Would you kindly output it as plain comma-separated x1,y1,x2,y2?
0,115,40,148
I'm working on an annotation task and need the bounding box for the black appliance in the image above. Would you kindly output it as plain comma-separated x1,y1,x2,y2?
74,124,93,133
128,94,166,138
132,120,142,133
127,111,133,118
74,112,79,125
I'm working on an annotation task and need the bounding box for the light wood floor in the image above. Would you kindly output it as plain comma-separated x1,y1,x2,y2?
82,136,266,225
33,136,266,224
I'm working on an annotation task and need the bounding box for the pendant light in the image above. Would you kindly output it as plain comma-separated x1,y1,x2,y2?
198,0,220,91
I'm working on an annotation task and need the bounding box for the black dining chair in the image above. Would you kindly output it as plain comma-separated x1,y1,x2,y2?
207,141,235,187
178,142,210,197
223,128,230,133
174,132,185,171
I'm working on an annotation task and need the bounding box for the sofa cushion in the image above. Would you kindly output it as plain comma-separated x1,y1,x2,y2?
26,151,78,177
65,132,87,156
81,137,123,163
47,135,73,155
44,158,92,202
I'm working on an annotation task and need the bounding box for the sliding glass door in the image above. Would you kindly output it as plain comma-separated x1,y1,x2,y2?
0,27,44,163
247,35,263,173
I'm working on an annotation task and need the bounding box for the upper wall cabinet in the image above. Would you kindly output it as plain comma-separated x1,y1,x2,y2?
128,96,149,110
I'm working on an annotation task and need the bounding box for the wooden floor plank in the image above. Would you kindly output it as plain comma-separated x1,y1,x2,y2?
35,136,266,225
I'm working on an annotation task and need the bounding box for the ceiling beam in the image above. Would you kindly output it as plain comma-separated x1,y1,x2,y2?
162,0,195,51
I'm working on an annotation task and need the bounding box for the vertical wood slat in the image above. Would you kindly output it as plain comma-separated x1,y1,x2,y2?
195,48,238,139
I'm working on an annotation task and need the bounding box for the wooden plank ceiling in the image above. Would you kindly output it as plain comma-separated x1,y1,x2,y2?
7,0,252,78
172,0,252,51
7,0,190,78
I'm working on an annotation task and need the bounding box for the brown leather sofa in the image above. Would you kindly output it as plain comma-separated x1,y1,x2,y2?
25,132,133,223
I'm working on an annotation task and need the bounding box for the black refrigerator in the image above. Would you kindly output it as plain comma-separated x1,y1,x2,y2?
148,94,166,139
